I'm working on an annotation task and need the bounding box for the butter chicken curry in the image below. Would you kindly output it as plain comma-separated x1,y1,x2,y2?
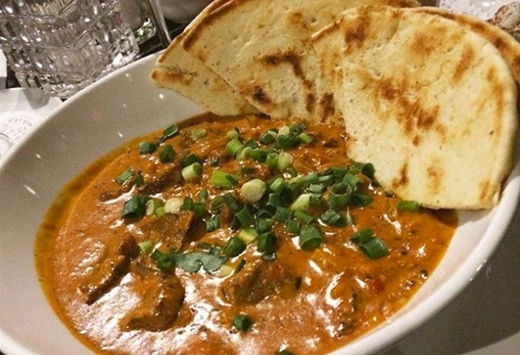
36,115,456,354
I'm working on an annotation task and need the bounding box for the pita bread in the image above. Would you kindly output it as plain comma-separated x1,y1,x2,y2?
312,6,518,209
181,0,420,122
151,0,257,115
411,6,520,84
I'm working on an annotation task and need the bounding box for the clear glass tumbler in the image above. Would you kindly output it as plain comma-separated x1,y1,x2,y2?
0,0,140,98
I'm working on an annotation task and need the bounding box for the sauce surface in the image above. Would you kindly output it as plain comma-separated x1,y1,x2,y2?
35,114,457,354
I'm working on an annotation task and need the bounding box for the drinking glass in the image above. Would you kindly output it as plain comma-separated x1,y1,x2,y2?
0,0,140,98
0,132,11,159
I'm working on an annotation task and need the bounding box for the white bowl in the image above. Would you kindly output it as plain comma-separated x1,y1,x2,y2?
0,52,519,355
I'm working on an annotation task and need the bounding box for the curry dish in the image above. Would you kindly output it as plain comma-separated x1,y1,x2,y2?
35,114,457,354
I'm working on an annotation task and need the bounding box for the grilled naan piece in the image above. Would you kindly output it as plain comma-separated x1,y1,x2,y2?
180,0,419,122
151,0,257,115
312,6,518,209
411,6,520,84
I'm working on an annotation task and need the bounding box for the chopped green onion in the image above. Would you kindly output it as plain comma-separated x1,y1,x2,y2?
182,162,203,181
198,189,209,201
290,123,306,135
299,225,323,251
192,202,205,216
135,171,144,186
224,237,247,257
328,166,348,181
269,177,287,194
226,129,240,140
286,166,298,177
138,141,156,154
294,210,314,224
154,207,165,217
205,215,220,232
138,240,154,254
307,183,325,194
232,314,253,332
352,162,375,180
191,128,207,140
266,152,279,169
250,148,271,162
278,125,290,136
291,193,311,212
298,132,313,144
211,170,240,189
237,228,259,244
276,134,300,149
318,174,334,186
159,144,175,163
301,172,319,186
351,229,389,259
352,193,373,207
320,209,348,227
343,173,362,189
181,153,202,168
331,182,350,194
122,195,148,218
240,178,267,203
397,200,420,212
328,192,350,210
277,151,294,172
255,217,275,233
162,124,180,140
236,146,252,161
273,207,293,222
259,130,277,145
210,195,226,212
180,196,194,211
246,139,259,149
257,232,277,254
286,219,300,234
267,193,286,208
223,193,240,212
115,168,134,185
351,228,375,244
235,206,255,228
145,199,164,216
255,208,273,219
151,250,175,272
164,197,184,214
226,138,245,157
360,237,389,259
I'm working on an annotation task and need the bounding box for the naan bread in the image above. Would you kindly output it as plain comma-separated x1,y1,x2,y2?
312,6,518,209
151,0,257,115
411,6,520,84
182,0,419,122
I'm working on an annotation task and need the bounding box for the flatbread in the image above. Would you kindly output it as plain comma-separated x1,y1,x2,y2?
151,0,257,115
181,0,420,122
411,6,520,84
312,6,518,209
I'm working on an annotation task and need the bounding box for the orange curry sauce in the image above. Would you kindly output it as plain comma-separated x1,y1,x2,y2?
35,115,457,354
